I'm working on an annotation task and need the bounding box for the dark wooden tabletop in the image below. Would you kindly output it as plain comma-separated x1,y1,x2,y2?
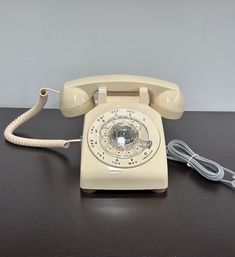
0,108,235,257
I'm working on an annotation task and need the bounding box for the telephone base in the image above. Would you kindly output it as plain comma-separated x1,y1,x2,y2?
80,103,168,193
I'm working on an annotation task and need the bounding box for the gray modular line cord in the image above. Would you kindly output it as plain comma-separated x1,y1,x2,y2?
167,140,235,190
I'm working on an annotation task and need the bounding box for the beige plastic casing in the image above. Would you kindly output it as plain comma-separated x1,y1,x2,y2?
59,74,184,120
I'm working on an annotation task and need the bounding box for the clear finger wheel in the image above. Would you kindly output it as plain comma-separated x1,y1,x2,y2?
88,109,161,168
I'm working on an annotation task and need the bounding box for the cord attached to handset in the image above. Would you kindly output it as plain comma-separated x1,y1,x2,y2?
4,88,82,149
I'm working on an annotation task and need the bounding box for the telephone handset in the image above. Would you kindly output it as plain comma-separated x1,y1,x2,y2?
4,75,184,193
60,75,183,119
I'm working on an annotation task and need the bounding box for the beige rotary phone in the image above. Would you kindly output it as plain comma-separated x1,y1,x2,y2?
4,75,184,193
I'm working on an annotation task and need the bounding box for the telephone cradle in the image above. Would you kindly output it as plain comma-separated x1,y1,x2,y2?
4,75,184,193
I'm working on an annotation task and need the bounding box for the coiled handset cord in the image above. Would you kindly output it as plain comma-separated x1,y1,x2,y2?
4,89,235,189
167,140,235,190
4,88,81,149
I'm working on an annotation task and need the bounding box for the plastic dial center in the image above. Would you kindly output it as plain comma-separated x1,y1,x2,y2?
110,124,138,147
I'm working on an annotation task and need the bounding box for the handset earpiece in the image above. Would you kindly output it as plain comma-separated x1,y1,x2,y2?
60,86,95,117
150,89,184,119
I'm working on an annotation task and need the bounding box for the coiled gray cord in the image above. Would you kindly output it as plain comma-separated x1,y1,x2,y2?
167,140,235,189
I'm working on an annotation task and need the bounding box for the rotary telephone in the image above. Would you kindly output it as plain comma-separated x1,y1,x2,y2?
62,75,184,193
4,75,235,192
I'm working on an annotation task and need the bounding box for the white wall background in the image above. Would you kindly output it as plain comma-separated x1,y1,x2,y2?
0,0,234,110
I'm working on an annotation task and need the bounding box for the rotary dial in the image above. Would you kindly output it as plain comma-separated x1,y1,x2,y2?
88,109,160,168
